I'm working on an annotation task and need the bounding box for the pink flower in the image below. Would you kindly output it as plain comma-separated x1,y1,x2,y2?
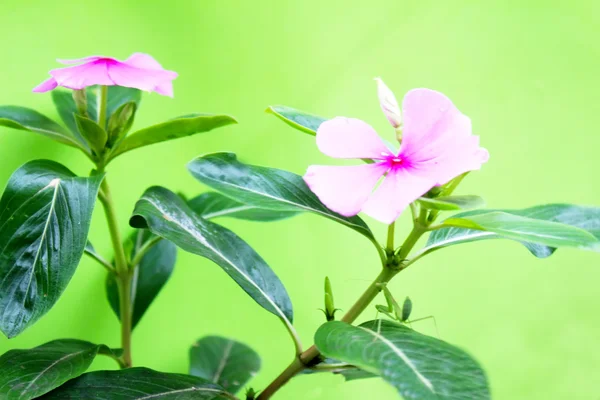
304,81,489,224
33,53,178,97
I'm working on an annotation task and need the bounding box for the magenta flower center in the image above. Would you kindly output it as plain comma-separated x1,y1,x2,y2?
380,152,406,169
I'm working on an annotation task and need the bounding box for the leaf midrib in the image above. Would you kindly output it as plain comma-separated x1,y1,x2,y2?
140,197,292,327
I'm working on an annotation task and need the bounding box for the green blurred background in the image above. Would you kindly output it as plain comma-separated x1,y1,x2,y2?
0,0,598,398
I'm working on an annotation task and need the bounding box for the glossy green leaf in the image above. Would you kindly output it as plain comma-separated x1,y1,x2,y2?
106,230,177,329
74,114,107,153
109,114,237,160
315,320,490,399
0,339,120,400
266,105,327,135
418,195,485,211
0,160,103,337
129,186,293,324
190,336,261,394
189,192,299,222
41,368,236,399
302,358,376,382
187,153,375,242
0,106,83,150
425,205,600,258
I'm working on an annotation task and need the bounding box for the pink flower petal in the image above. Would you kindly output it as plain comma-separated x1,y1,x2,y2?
400,88,471,162
361,167,436,224
304,163,388,217
124,53,164,70
49,61,113,89
107,62,178,92
316,117,392,160
123,53,177,96
57,56,106,65
32,77,58,93
375,78,401,129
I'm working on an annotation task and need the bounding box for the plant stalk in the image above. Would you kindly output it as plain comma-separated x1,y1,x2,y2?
257,222,426,399
99,177,133,368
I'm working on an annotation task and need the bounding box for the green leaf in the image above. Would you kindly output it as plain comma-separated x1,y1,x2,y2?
40,367,236,399
0,160,103,337
129,186,293,324
74,114,107,153
0,106,83,150
190,336,261,394
189,192,299,222
315,320,490,400
108,114,237,160
106,230,177,329
105,86,142,122
418,195,485,211
0,339,120,400
107,102,137,147
425,205,600,258
266,105,327,135
187,153,375,242
51,89,96,147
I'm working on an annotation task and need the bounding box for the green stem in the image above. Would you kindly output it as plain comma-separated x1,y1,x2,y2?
98,85,108,129
130,235,162,267
98,177,133,368
386,222,395,252
258,219,427,399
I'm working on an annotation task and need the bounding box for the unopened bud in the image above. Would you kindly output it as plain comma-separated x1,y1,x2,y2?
72,89,88,117
324,276,337,321
375,77,402,133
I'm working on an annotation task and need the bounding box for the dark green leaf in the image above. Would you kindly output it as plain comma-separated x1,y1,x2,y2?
106,230,177,329
189,192,299,222
425,205,600,258
190,336,261,394
418,195,485,211
74,114,107,153
0,160,103,337
315,320,490,400
266,105,327,135
301,358,376,382
109,114,237,160
0,106,83,150
129,186,293,324
187,153,375,242
0,339,120,400
41,367,236,399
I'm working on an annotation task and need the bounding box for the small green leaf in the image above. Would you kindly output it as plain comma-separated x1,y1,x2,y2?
0,106,83,150
190,336,261,394
74,114,107,153
189,192,299,222
425,204,600,258
266,105,327,135
41,367,236,399
315,320,490,399
129,186,293,324
0,339,121,399
51,89,96,147
107,102,137,147
418,195,485,211
0,161,103,337
187,153,375,242
109,114,237,160
105,86,142,123
106,230,177,329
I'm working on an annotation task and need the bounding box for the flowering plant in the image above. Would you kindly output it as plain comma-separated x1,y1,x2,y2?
0,54,597,400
